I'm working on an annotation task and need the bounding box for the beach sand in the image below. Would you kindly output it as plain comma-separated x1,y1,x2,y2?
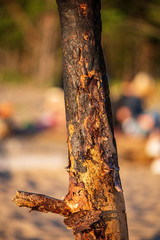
0,133,160,240
0,86,160,240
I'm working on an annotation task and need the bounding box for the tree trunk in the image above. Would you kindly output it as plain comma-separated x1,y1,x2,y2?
13,0,128,239
56,0,128,239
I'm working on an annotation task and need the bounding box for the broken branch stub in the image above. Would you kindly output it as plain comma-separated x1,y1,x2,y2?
13,191,71,216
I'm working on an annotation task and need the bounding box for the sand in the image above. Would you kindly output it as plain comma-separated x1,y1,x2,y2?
0,85,160,240
0,134,160,240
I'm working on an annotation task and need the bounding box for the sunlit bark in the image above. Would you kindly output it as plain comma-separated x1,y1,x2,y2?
13,1,128,239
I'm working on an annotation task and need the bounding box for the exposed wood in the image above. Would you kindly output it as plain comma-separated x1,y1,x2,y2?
64,210,101,233
13,191,71,216
13,0,128,239
56,0,128,239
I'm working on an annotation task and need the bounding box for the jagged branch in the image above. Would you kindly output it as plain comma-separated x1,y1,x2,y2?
13,191,102,234
13,191,71,216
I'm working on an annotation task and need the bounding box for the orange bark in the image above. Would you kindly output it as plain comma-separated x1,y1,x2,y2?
13,0,128,239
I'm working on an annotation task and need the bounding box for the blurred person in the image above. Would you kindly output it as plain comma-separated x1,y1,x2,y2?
0,102,15,139
0,88,65,138
43,87,66,129
112,72,160,168
145,128,160,174
112,72,159,136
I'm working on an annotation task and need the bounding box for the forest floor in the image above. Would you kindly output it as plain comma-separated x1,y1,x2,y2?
0,85,160,240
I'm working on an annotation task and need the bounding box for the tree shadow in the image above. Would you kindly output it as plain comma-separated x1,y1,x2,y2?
151,232,160,240
142,231,160,240
0,171,12,192
14,229,43,240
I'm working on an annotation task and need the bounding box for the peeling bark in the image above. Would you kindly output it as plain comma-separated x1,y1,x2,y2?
56,0,128,239
64,210,101,233
13,191,71,216
13,0,128,239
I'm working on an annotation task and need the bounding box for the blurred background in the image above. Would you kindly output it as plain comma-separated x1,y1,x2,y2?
0,1,160,240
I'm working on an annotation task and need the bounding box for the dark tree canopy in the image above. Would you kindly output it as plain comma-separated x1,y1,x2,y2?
0,0,160,84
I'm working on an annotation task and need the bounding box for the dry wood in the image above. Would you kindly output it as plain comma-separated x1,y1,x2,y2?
55,0,128,239
13,0,128,239
13,191,71,216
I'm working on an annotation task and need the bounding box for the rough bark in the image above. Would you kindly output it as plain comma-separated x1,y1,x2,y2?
13,191,71,216
13,0,128,239
56,0,128,239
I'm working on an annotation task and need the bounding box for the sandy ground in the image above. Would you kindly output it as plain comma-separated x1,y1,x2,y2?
0,133,160,240
0,85,160,240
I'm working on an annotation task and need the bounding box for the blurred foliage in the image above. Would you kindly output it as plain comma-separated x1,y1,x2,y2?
101,0,160,81
0,69,30,84
101,8,125,33
0,0,159,85
0,0,57,50
0,8,23,49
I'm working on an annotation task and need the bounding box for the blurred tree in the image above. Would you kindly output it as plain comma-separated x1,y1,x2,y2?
0,0,61,85
101,0,160,80
0,0,159,85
